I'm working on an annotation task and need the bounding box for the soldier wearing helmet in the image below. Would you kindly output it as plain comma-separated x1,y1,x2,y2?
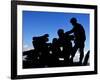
65,17,86,64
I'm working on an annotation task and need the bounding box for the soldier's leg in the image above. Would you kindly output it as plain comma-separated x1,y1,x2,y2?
79,48,84,64
79,42,85,64
70,44,78,63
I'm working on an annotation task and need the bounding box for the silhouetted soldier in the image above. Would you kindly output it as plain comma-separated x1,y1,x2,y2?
32,34,50,67
66,18,86,64
49,38,61,66
57,29,65,56
57,29,72,65
64,32,74,65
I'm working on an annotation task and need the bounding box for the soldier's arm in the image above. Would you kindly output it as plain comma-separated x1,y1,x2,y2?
65,28,74,34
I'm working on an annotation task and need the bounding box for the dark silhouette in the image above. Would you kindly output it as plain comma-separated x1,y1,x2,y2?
23,49,43,68
66,17,86,64
23,18,89,69
83,50,90,65
57,29,74,65
32,34,50,67
48,38,61,66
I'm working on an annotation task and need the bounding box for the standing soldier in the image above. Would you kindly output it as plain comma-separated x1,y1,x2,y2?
66,18,86,64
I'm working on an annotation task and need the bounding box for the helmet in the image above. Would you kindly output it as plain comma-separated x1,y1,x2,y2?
57,29,64,35
70,17,77,23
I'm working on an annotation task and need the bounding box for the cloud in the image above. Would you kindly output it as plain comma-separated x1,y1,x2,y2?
23,44,28,48
23,44,33,51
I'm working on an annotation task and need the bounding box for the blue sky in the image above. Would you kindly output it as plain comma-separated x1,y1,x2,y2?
22,11,90,51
